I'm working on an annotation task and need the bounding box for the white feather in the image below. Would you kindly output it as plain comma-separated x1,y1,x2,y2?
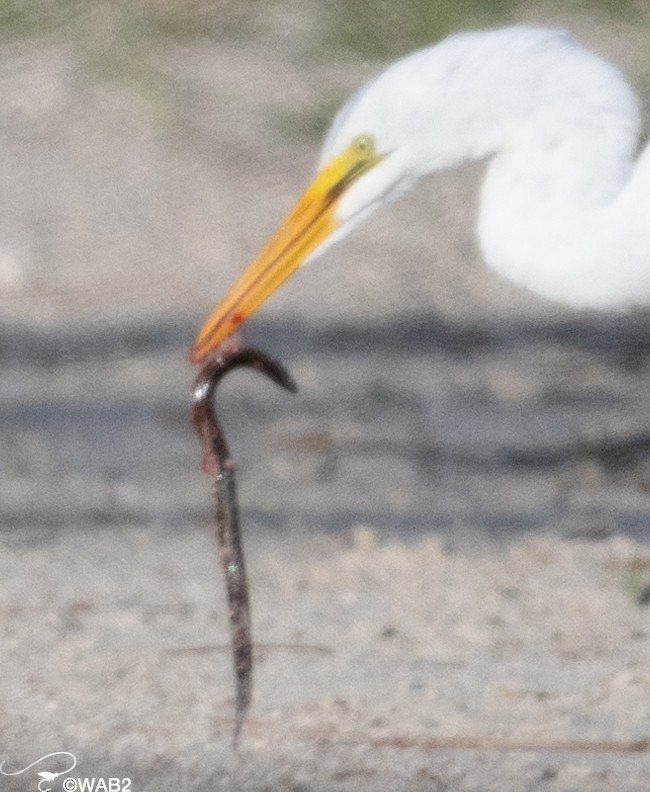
315,26,650,308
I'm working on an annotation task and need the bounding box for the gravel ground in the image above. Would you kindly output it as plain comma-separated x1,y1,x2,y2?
1,4,649,791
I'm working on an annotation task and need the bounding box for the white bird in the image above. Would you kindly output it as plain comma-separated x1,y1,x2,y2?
190,26,650,364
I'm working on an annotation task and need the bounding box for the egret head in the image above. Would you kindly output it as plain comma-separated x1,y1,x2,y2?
189,26,581,364
189,29,522,364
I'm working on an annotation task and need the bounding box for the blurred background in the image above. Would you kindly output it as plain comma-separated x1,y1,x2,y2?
0,0,648,535
1,2,649,790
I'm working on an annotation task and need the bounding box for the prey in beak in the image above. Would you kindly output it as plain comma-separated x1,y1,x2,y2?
189,134,383,364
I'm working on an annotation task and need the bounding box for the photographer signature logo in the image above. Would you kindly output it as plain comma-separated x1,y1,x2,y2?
0,752,77,791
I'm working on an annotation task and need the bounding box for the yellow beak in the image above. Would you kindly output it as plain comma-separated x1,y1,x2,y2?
189,135,383,364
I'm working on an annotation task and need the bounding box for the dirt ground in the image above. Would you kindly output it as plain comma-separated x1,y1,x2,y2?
1,3,649,791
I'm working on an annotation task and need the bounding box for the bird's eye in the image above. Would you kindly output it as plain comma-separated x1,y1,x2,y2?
352,134,375,157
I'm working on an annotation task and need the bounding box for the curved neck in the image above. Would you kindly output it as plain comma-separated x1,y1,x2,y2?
477,129,650,308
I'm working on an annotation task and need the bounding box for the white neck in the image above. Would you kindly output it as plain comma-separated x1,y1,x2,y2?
469,32,650,308
323,27,650,309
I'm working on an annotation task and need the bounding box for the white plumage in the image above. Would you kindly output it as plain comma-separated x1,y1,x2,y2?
321,26,649,308
191,26,650,363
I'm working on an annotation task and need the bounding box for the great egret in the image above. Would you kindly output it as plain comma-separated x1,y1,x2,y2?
190,26,650,364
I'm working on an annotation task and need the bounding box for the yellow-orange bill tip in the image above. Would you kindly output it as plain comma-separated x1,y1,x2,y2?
188,194,337,364
189,134,384,365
